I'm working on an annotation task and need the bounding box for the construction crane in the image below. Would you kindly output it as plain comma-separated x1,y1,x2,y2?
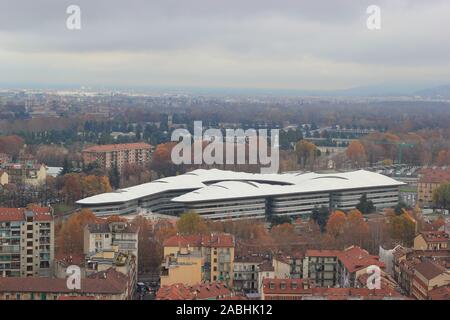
368,140,416,164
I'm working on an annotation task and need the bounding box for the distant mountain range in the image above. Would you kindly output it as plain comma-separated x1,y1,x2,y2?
413,85,450,99
1,83,450,99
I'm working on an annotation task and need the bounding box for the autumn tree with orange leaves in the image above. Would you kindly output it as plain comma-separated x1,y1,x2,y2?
346,141,367,168
56,209,99,255
150,142,178,177
325,209,369,249
0,135,25,159
295,140,320,169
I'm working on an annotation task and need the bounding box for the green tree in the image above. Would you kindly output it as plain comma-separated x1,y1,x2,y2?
176,211,207,235
356,194,375,214
109,165,121,189
311,206,330,232
432,182,450,211
60,158,72,176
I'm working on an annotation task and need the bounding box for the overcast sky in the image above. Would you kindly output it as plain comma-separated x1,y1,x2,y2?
1,0,449,91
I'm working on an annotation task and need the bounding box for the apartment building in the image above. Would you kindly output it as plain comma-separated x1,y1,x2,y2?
411,260,450,300
233,255,264,293
337,246,385,288
0,206,54,277
257,261,275,295
162,233,235,287
161,250,204,286
393,245,449,296
272,255,292,279
83,221,139,258
303,246,385,288
303,250,341,287
2,163,46,186
82,142,152,171
417,168,450,207
413,231,449,251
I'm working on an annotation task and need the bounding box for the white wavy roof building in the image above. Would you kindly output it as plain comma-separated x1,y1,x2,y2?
76,169,404,220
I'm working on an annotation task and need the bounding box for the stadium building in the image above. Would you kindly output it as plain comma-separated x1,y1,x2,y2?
76,169,404,220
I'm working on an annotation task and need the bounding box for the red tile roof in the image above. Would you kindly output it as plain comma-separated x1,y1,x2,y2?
263,278,313,295
419,168,450,184
414,260,447,281
156,283,195,300
419,231,449,243
83,142,151,153
192,282,233,300
338,246,385,273
0,207,52,222
0,268,127,295
263,278,404,299
0,208,24,222
163,233,235,248
428,285,450,300
58,296,97,300
156,282,232,300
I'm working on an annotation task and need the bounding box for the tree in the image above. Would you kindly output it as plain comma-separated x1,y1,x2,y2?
356,194,375,214
56,209,98,255
0,135,25,158
60,158,73,176
326,210,346,239
132,216,163,274
344,209,369,247
346,141,367,167
268,214,291,227
394,201,410,215
432,182,450,211
176,211,208,235
311,206,330,232
436,149,450,166
109,165,121,189
270,223,297,249
295,140,319,169
62,173,82,203
150,142,178,177
387,211,416,246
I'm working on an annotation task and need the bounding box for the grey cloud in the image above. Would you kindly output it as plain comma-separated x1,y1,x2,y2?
0,0,449,88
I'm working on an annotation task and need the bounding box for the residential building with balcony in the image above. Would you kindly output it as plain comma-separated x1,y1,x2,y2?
233,255,264,293
83,221,139,259
82,142,152,171
0,206,54,277
2,163,46,186
162,233,235,287
303,250,341,287
417,168,450,207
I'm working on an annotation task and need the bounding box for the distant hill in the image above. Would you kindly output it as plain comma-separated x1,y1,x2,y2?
414,85,450,99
